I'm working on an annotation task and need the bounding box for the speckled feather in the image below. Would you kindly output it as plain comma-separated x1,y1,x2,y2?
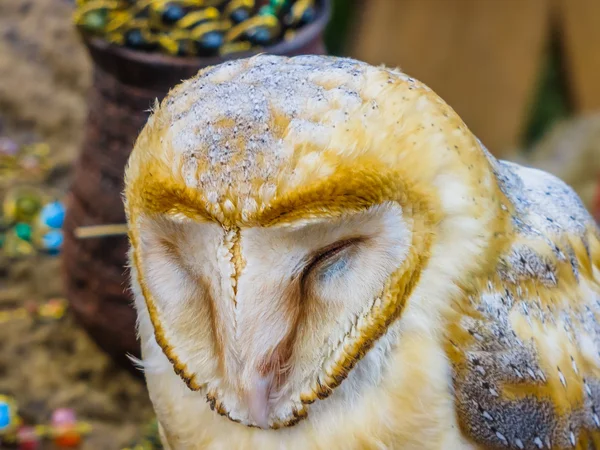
125,55,600,450
448,156,600,449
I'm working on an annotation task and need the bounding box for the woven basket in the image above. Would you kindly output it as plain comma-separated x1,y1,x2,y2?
61,1,331,369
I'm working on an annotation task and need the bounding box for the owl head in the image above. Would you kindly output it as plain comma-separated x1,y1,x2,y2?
125,55,504,429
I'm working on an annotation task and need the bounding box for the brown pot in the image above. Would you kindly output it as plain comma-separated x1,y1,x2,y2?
62,1,331,371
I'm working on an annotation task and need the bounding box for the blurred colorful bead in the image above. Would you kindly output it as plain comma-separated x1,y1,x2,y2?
15,223,32,242
0,400,11,431
16,197,40,221
283,0,316,27
41,230,64,252
4,188,43,223
298,5,316,25
54,429,82,448
0,137,19,156
258,4,275,16
124,29,149,49
16,426,39,450
40,201,65,229
38,299,67,320
74,0,318,57
82,8,108,32
2,232,34,258
247,26,274,45
230,7,250,24
51,408,76,427
162,3,186,25
196,30,223,55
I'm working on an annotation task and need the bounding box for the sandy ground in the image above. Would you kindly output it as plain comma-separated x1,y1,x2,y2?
0,256,154,449
0,0,154,448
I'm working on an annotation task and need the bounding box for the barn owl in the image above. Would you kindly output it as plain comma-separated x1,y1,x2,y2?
124,55,600,450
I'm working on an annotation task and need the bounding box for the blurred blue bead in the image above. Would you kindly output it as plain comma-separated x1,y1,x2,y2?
201,31,224,50
162,3,186,24
42,230,64,251
230,7,250,24
248,26,273,46
0,401,11,430
40,201,65,229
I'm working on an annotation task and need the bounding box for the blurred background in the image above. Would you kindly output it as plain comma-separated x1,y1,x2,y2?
0,0,599,448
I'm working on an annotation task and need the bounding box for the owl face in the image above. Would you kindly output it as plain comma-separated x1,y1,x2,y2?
135,200,411,428
125,55,499,429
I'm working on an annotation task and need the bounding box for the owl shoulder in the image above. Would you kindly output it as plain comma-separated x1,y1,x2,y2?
444,160,600,448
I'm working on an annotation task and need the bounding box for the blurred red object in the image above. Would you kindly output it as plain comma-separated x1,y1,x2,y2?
53,430,81,448
16,426,39,450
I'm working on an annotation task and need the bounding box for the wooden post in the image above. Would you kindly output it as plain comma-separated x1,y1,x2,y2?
554,0,600,112
348,0,551,157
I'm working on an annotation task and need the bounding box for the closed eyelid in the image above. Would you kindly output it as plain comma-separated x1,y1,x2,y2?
298,236,365,282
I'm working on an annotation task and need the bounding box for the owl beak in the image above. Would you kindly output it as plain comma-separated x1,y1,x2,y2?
245,373,273,429
233,277,299,429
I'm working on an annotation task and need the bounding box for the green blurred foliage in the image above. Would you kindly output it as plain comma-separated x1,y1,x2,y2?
522,35,573,148
323,0,356,56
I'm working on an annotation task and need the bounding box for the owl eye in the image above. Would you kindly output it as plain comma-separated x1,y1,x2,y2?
301,237,363,282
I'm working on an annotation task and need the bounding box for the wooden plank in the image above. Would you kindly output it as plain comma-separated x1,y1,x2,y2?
348,0,551,156
555,0,600,112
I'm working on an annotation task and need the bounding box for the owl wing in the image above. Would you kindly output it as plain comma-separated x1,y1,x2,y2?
446,160,600,450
